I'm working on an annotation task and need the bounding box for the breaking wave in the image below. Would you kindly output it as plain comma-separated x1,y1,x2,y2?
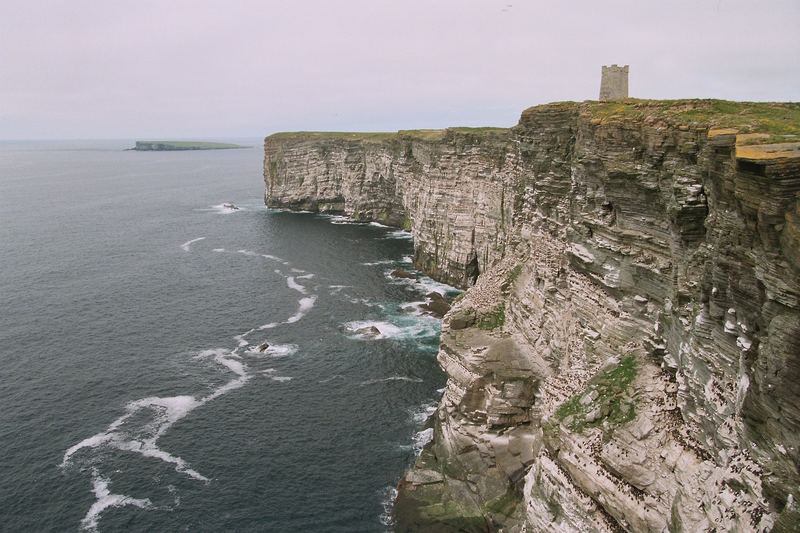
180,237,205,251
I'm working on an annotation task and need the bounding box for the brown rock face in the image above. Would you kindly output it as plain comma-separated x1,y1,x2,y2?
264,101,800,532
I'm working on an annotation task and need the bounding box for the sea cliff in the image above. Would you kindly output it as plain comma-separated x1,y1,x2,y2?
264,100,800,532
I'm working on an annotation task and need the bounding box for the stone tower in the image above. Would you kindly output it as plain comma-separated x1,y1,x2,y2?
599,64,629,101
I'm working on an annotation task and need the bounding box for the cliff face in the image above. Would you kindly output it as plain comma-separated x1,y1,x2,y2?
264,100,800,532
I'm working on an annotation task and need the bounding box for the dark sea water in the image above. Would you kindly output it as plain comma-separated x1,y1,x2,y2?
0,140,452,532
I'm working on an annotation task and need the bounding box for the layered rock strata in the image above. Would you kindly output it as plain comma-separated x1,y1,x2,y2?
264,100,800,532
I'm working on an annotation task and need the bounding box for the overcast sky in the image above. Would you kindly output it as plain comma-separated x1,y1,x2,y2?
1,0,798,139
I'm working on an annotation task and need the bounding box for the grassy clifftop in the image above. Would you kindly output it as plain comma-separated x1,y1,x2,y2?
266,127,511,143
583,99,800,144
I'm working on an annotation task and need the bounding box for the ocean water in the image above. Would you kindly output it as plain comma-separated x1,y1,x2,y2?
0,140,452,532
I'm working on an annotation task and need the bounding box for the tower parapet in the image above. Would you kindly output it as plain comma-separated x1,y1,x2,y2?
599,64,629,101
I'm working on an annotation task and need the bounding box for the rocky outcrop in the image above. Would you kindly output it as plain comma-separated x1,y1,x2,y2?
264,100,800,532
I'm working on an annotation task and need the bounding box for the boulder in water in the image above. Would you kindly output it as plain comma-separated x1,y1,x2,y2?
355,326,382,338
391,269,417,279
421,292,451,318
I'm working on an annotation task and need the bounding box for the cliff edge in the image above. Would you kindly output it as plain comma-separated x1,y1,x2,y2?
264,100,800,532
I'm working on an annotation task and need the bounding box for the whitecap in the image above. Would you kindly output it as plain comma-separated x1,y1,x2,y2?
359,376,423,386
328,285,350,294
245,343,298,357
328,215,365,225
417,276,460,297
412,428,434,454
80,469,154,532
62,348,251,484
286,276,308,295
319,374,344,383
402,255,413,264
233,329,255,343
348,297,382,308
378,486,398,527
286,296,317,323
344,320,403,340
400,301,428,316
271,376,293,382
361,260,396,266
210,203,241,214
180,237,205,252
385,229,413,240
385,269,459,297
237,249,285,263
212,248,225,253
369,221,391,228
409,402,437,425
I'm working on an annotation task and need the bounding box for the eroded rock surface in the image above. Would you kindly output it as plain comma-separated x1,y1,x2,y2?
265,100,800,532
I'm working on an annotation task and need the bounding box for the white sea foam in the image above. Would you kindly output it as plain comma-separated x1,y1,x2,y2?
359,376,423,386
344,320,403,340
236,249,285,263
212,248,225,253
286,296,317,323
80,469,154,532
402,255,413,264
369,221,391,228
361,260,395,266
286,276,308,295
329,215,365,225
328,285,350,294
268,343,299,356
400,301,428,316
233,329,255,344
417,276,459,296
385,229,413,240
210,203,241,214
412,428,434,454
180,237,205,252
409,402,438,425
344,316,439,340
63,236,324,529
349,297,382,308
245,343,298,357
378,486,399,527
385,268,459,297
62,348,252,484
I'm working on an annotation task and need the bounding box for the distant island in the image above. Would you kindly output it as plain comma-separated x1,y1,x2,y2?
130,141,248,151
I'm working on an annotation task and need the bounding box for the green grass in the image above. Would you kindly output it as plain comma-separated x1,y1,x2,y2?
477,304,505,330
449,127,510,136
266,131,396,141
398,129,447,140
267,126,511,143
585,99,800,142
554,354,638,434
